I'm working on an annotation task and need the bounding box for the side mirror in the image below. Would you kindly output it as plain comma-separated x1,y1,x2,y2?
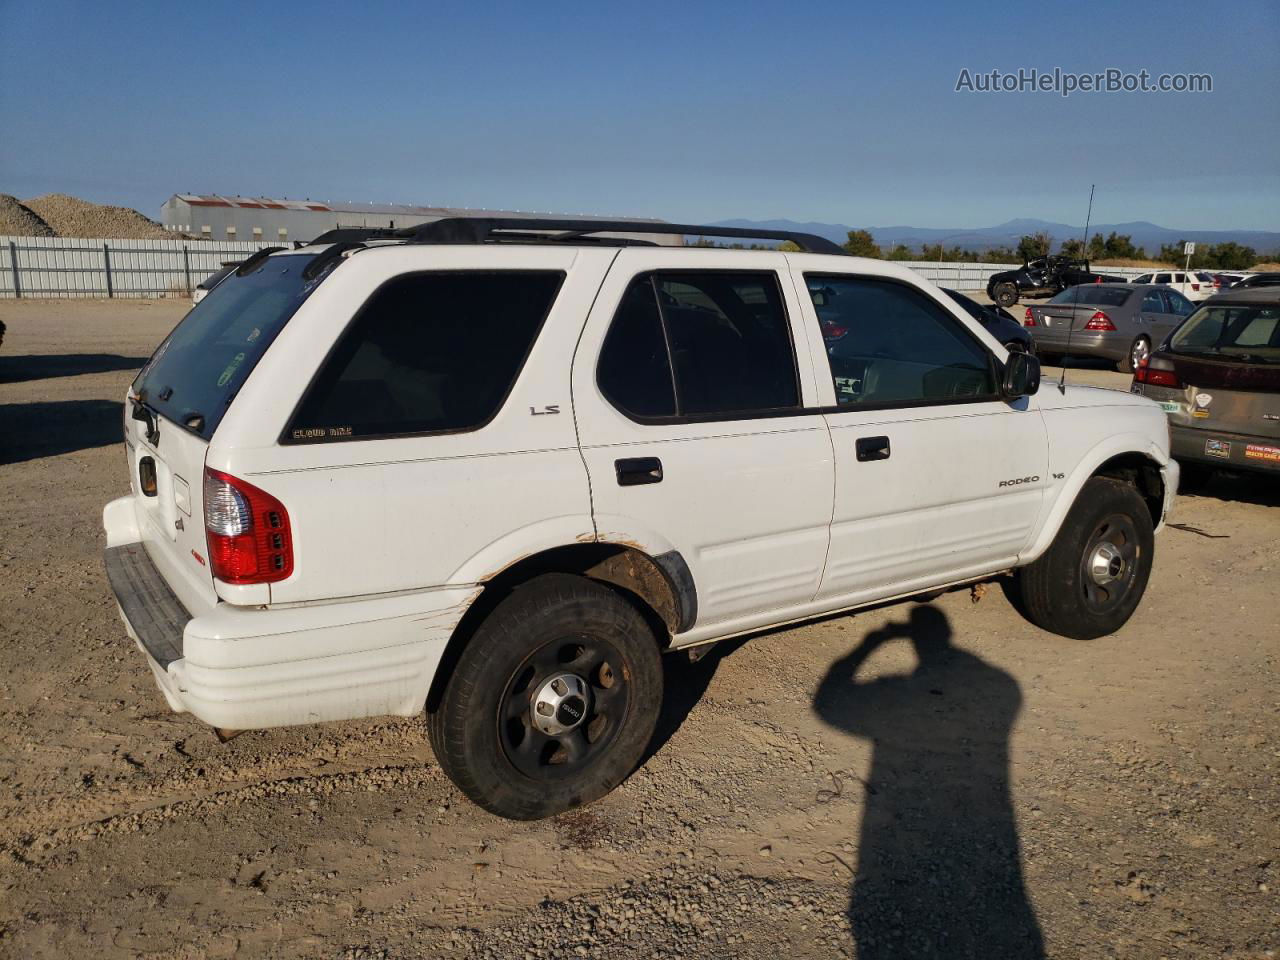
1002,351,1041,399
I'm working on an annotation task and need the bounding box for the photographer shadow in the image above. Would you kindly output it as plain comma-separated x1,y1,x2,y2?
812,606,1044,959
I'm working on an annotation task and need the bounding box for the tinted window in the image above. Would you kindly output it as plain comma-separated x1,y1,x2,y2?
806,276,995,406
597,278,676,417
1141,291,1165,313
288,271,562,441
1154,273,1172,284
135,253,324,438
1133,274,1152,283
598,271,800,419
1169,305,1280,358
1164,290,1195,316
1048,286,1133,306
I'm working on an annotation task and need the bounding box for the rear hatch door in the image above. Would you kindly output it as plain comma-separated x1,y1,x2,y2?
1164,354,1280,439
127,250,326,610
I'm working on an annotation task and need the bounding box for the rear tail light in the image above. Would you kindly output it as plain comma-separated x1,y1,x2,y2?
1191,283,1200,291
1084,311,1117,331
1133,356,1181,388
820,318,848,341
1023,307,1036,327
203,468,293,584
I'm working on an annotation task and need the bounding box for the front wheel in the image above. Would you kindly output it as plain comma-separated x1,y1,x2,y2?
1017,476,1154,640
427,573,663,820
994,282,1019,308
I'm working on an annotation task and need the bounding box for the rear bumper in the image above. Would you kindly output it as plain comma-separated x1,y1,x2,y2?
103,529,480,731
1030,329,1128,361
1171,425,1280,474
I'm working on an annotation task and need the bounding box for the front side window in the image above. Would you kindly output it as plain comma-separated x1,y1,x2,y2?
1155,273,1172,284
806,275,996,406
287,271,563,441
597,271,800,419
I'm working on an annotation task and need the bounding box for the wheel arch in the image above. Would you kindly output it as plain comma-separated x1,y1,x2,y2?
426,540,696,713
1021,439,1170,564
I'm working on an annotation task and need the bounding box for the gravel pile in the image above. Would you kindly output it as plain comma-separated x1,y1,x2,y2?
22,193,172,239
0,195,55,237
444,865,854,959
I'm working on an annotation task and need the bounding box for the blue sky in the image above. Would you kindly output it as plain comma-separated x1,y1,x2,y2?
1,0,1277,230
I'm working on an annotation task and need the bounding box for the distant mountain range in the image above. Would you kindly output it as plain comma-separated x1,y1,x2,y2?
711,218,1280,254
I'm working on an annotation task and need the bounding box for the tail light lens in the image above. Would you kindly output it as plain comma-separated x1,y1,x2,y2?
1191,282,1200,291
1084,311,1116,331
1023,307,1036,327
203,468,293,584
1133,356,1181,388
820,318,848,341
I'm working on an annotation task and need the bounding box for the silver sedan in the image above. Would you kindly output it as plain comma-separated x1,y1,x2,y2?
1024,283,1197,372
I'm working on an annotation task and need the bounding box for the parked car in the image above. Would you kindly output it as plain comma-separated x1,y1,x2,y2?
1231,272,1280,289
1024,283,1197,372
986,256,1126,308
1128,269,1216,301
1211,273,1251,290
191,261,241,304
941,287,1035,354
104,218,1177,820
1131,286,1280,486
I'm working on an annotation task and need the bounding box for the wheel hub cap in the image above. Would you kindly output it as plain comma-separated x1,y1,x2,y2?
1089,541,1125,585
530,672,591,736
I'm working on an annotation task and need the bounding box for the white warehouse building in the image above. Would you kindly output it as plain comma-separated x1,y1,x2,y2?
160,194,676,245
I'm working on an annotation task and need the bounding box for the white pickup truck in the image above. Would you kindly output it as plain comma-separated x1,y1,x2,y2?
104,218,1177,819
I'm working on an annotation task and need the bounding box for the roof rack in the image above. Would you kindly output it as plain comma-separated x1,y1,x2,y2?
307,217,847,255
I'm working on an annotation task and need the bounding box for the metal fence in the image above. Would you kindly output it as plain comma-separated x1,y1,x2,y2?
0,236,284,299
0,235,1157,299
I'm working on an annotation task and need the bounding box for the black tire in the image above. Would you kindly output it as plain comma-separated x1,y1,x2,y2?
427,573,663,820
994,282,1019,308
1119,336,1150,373
1017,476,1154,640
1176,459,1214,493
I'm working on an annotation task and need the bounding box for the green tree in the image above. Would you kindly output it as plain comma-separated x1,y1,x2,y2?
1102,232,1139,259
1087,234,1106,260
1017,232,1052,261
886,244,914,260
842,229,882,258
1059,239,1084,258
776,240,802,252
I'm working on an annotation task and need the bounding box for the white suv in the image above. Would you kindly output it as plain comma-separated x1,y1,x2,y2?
104,218,1178,819
1130,269,1217,301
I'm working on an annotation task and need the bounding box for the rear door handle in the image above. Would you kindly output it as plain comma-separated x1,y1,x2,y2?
855,436,891,462
615,457,663,486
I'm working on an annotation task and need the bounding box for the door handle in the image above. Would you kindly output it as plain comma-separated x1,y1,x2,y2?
615,457,663,486
855,436,891,462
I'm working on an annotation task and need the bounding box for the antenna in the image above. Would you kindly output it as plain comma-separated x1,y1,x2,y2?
1058,184,1095,394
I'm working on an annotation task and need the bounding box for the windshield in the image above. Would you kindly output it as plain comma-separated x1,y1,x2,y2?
1168,304,1280,362
1047,286,1133,307
133,252,323,438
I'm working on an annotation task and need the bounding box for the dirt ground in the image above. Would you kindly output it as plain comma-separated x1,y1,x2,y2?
1,299,1276,960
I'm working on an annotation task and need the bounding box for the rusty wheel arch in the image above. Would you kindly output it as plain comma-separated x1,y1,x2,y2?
424,543,696,714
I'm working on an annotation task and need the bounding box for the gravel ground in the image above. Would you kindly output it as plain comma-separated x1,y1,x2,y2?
20,194,172,239
0,195,55,237
0,300,1276,959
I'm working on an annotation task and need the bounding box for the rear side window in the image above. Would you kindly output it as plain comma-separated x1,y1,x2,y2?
598,271,800,420
287,271,563,442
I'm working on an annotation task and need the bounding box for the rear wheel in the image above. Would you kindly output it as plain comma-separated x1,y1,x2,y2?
427,574,663,820
1120,336,1151,373
994,282,1018,308
1017,476,1154,640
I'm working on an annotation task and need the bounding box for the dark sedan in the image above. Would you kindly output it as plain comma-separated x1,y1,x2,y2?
941,288,1035,354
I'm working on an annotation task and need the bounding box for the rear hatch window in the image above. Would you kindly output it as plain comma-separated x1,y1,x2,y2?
133,252,323,437
1169,304,1280,362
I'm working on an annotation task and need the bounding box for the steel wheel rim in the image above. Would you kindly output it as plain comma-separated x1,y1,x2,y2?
1079,513,1140,613
498,635,630,781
